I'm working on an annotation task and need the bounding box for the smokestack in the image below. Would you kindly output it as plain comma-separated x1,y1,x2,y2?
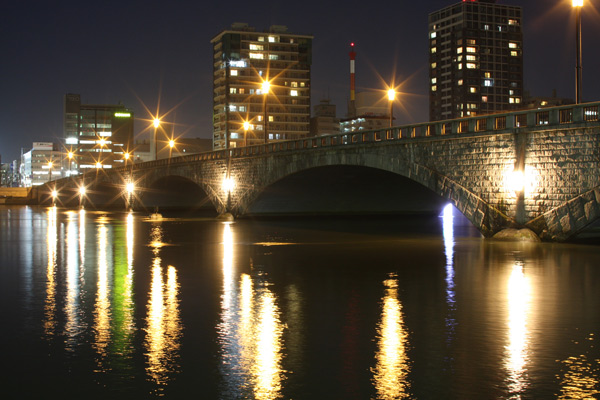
349,42,356,117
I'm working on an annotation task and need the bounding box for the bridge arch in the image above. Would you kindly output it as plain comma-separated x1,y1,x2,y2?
138,175,218,214
230,149,512,237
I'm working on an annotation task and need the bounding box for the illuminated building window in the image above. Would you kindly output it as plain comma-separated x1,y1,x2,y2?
430,31,437,39
250,44,264,50
268,36,276,43
467,39,476,45
257,115,263,121
466,47,477,53
457,47,463,54
466,63,477,69
509,19,519,26
230,88,237,94
269,54,279,60
268,116,274,122
230,69,238,76
458,64,463,70
291,81,298,87
431,85,437,92
431,62,437,69
458,79,463,86
431,78,437,84
300,82,306,87
229,105,237,112
509,42,518,49
249,53,264,59
470,87,477,93
290,90,298,96
510,51,518,57
431,47,437,54
466,55,477,61
482,96,488,102
258,36,265,42
484,79,494,87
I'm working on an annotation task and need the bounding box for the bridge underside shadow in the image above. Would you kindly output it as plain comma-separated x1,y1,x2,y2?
138,175,217,215
244,165,447,217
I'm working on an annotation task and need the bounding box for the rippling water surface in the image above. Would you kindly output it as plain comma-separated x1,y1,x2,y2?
1,205,599,399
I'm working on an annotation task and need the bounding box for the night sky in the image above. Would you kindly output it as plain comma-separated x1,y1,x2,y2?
2,0,600,162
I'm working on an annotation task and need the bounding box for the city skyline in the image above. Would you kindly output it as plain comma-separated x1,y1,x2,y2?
2,0,600,162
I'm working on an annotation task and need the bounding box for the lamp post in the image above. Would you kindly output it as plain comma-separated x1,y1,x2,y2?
243,120,250,147
573,0,583,104
153,118,160,160
262,79,271,144
47,161,53,182
67,151,74,176
387,88,396,128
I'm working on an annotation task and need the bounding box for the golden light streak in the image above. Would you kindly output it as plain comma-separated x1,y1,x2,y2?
64,211,81,350
372,276,411,399
93,221,111,362
504,263,531,395
558,334,599,399
43,207,58,336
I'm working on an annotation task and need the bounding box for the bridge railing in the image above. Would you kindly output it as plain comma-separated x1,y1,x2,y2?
112,101,600,174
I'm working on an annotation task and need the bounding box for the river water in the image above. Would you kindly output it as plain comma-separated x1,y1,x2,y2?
1,205,599,399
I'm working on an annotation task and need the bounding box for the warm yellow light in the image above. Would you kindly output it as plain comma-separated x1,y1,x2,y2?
48,161,53,168
99,138,106,146
262,80,271,94
153,118,160,128
124,152,130,160
96,162,102,169
126,182,134,194
169,139,175,148
388,89,396,101
79,186,86,195
243,121,250,131
573,0,583,7
223,177,235,192
68,151,74,159
51,190,58,198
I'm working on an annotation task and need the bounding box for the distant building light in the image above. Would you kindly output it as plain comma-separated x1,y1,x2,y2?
114,112,131,118
66,137,78,145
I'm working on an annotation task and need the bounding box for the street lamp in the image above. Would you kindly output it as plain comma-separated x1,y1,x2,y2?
262,79,271,144
573,0,583,104
153,118,161,160
243,120,250,147
67,151,74,176
47,161,53,182
387,88,396,128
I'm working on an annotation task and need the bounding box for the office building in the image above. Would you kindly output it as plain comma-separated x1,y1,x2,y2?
20,142,62,187
340,92,391,133
211,23,313,149
429,0,523,121
64,93,134,173
310,99,340,136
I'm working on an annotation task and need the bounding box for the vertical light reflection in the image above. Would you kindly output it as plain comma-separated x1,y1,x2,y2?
79,209,86,270
93,218,112,363
64,211,82,349
442,204,457,338
111,212,136,363
43,207,58,337
372,274,411,399
218,224,285,399
144,223,182,390
558,334,600,399
504,262,531,395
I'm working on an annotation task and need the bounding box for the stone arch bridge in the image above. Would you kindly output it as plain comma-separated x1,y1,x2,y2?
39,102,600,241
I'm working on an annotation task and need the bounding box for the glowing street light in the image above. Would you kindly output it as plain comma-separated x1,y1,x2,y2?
51,189,58,205
95,161,102,169
387,88,396,128
47,161,53,182
243,120,250,147
153,118,161,160
573,0,584,104
262,79,271,144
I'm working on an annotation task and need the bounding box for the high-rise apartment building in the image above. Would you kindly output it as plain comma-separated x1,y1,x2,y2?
429,0,523,121
64,93,134,173
211,23,313,149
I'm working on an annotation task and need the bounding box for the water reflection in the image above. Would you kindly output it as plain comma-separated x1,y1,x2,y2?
372,274,411,399
43,206,58,337
64,211,82,350
144,223,182,390
504,262,531,396
218,223,286,399
93,217,112,364
442,204,457,341
558,334,600,399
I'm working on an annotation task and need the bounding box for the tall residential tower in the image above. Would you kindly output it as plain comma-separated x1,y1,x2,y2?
429,0,523,121
211,24,313,149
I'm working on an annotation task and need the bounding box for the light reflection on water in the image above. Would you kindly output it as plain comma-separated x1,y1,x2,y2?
3,206,600,398
505,261,532,397
372,274,411,399
218,222,286,399
144,222,182,392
